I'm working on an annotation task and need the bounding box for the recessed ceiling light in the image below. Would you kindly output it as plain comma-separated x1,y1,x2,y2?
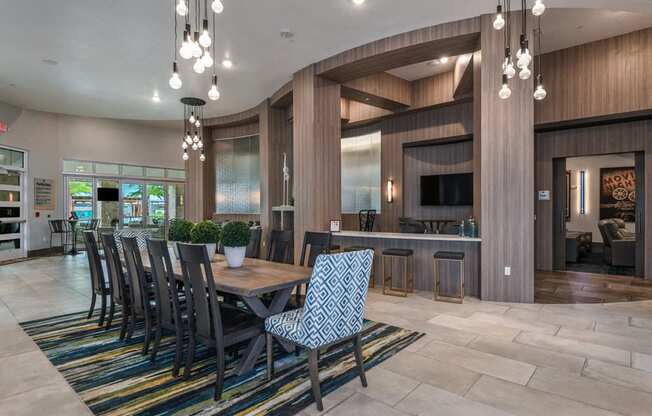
439,56,449,64
352,0,365,5
152,92,161,103
280,29,294,39
42,59,58,66
222,59,233,69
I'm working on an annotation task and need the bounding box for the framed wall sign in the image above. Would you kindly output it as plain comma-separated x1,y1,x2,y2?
329,220,341,233
34,178,55,211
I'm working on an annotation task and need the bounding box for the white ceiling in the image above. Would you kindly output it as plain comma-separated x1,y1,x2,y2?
0,1,650,122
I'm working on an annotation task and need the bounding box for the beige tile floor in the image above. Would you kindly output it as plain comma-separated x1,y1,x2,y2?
2,255,652,416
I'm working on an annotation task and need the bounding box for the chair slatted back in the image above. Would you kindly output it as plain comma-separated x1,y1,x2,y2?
267,230,293,264
122,236,148,315
101,232,128,304
82,231,105,295
86,219,99,231
246,228,262,259
49,219,65,233
300,231,332,267
147,239,182,327
300,250,373,348
177,243,223,346
359,210,377,232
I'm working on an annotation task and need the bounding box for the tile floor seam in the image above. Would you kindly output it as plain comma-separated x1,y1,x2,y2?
390,382,421,410
323,389,358,415
460,373,483,397
524,366,540,387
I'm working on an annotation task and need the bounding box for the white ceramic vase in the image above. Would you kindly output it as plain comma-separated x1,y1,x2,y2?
224,246,246,268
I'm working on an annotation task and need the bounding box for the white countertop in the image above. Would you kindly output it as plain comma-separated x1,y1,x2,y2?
333,231,481,242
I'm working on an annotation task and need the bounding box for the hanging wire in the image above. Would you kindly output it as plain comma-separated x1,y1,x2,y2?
536,16,542,73
173,0,178,60
212,8,217,77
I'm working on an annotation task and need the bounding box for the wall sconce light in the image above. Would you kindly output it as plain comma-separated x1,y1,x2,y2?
386,179,394,203
579,170,586,215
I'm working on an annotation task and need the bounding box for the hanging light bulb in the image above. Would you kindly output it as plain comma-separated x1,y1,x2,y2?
192,32,202,58
493,5,505,30
200,151,206,162
179,28,193,60
499,74,511,99
193,133,199,143
176,0,188,16
199,19,212,48
192,142,199,151
534,74,547,100
168,62,182,90
519,66,532,80
185,132,193,144
503,49,516,79
516,36,532,68
189,112,196,124
211,0,224,14
182,141,188,150
198,140,204,149
193,58,205,74
182,150,189,161
201,50,214,68
532,0,546,17
195,119,201,128
208,74,221,101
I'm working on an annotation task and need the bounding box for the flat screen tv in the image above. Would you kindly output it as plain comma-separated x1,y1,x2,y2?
97,187,119,202
420,173,473,206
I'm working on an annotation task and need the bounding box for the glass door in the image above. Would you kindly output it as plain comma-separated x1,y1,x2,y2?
146,183,166,238
167,183,185,221
96,179,120,229
121,182,144,228
66,178,94,221
0,167,26,261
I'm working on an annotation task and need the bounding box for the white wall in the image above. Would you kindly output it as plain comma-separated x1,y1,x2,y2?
566,153,636,243
0,108,182,251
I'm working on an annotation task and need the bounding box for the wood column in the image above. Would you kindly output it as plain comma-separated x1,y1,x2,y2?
185,149,205,223
478,14,535,302
292,65,342,260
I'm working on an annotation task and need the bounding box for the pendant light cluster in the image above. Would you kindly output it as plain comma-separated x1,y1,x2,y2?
493,0,547,101
168,0,223,102
181,97,207,162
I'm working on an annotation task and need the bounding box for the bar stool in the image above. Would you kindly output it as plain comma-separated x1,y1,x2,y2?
344,246,376,288
381,248,414,297
433,251,465,303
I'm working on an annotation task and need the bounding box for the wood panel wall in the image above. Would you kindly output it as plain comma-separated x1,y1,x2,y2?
411,71,455,109
478,13,535,303
535,119,652,280
535,28,652,126
293,66,342,259
343,101,474,233
403,140,474,222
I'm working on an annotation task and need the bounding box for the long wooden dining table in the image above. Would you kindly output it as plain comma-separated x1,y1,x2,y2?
138,251,311,375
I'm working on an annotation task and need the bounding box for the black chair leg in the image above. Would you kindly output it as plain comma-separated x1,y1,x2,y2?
184,336,196,380
266,333,274,381
172,330,183,377
353,334,368,388
98,294,107,327
119,313,129,341
126,307,136,340
308,348,323,411
105,299,115,330
150,324,162,362
87,293,96,320
143,315,152,355
213,348,225,401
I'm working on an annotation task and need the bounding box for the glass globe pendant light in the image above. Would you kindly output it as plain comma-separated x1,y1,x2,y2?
200,151,206,162
208,75,220,100
199,19,212,48
191,32,202,58
182,141,188,150
534,74,547,100
189,112,196,124
519,66,531,80
169,62,182,89
180,97,206,162
499,74,512,99
179,27,193,60
201,50,214,68
532,0,546,17
182,150,189,161
193,58,205,74
493,4,505,30
176,0,188,16
211,0,224,14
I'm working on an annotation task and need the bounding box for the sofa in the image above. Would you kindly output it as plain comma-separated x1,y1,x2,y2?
598,219,636,267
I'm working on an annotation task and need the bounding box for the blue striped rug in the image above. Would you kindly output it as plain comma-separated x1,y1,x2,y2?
20,311,423,416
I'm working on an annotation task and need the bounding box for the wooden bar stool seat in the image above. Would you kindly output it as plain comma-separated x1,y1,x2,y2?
433,251,465,303
381,248,414,297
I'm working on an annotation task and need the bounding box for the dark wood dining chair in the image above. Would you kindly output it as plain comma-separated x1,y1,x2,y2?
122,236,156,354
177,243,265,401
246,228,263,259
296,231,333,305
266,230,293,264
82,231,110,327
359,210,377,232
147,239,186,376
101,232,131,339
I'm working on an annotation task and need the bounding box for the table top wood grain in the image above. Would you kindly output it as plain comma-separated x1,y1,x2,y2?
139,252,311,297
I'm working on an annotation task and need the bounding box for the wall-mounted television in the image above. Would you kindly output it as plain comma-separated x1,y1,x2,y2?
420,173,473,206
97,187,119,202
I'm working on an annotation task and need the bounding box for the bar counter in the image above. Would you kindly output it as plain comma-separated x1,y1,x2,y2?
332,231,481,296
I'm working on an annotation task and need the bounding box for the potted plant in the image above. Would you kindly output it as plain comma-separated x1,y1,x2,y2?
190,220,221,260
168,218,194,259
221,221,251,268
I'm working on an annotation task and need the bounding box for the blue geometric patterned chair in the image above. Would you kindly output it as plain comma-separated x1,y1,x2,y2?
265,249,374,411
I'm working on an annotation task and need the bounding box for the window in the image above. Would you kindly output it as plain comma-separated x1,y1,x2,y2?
0,148,24,169
341,131,381,214
63,160,93,174
215,135,260,214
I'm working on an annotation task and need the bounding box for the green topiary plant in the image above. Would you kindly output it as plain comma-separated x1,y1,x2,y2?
221,221,251,247
168,218,194,242
190,220,221,244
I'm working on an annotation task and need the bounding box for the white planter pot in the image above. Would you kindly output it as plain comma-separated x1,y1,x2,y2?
205,243,217,261
224,246,246,268
170,242,180,259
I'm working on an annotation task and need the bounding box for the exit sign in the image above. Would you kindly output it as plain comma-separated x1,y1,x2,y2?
0,122,7,134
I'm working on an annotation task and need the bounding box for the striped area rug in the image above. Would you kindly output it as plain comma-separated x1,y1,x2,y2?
20,311,423,416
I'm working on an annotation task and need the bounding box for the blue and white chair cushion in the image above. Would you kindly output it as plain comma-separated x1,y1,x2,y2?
265,249,373,349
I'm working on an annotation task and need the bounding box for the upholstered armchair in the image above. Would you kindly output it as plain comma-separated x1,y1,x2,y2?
598,219,635,267
264,249,374,411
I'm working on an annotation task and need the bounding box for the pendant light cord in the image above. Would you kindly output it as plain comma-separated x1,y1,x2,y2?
536,16,542,74
173,0,178,60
